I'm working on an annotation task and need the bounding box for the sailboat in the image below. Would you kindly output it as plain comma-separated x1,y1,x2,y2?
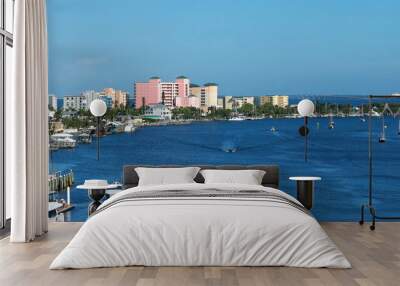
394,107,400,135
360,105,366,122
379,103,394,142
398,120,400,135
328,113,335,129
379,115,386,143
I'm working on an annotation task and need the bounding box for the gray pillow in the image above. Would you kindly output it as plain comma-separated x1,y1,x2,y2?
135,167,201,186
200,169,266,185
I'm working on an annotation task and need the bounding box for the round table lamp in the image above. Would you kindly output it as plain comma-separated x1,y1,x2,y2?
90,99,107,160
297,99,315,162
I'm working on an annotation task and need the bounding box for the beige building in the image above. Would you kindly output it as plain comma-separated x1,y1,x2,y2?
190,83,218,112
223,96,255,110
115,90,128,108
223,96,233,110
259,95,289,108
217,98,224,109
101,88,128,108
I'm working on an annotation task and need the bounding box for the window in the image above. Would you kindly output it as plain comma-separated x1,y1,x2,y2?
0,0,13,230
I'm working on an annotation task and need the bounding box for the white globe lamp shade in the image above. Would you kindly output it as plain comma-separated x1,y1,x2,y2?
90,99,107,117
297,99,315,117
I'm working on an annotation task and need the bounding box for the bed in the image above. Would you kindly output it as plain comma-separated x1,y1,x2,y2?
50,165,350,269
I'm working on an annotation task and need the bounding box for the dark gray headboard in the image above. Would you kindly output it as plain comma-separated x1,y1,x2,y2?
122,165,280,189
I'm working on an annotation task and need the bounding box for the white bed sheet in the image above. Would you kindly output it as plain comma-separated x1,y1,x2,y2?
50,183,350,269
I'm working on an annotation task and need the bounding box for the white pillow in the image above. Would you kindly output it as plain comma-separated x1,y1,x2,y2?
200,169,266,185
135,167,200,186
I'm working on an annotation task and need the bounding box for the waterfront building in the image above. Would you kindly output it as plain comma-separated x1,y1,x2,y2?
101,88,128,108
223,96,233,110
235,96,255,108
49,121,64,133
127,93,135,108
100,95,113,108
82,90,100,110
258,95,289,108
135,76,191,109
190,83,218,112
176,95,201,109
103,87,115,97
143,104,172,120
223,96,254,109
217,98,224,109
115,90,128,108
48,94,58,110
63,95,86,111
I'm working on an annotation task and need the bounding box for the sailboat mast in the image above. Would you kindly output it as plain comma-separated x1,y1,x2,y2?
398,119,400,134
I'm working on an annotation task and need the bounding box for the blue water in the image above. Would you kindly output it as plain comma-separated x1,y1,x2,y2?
52,117,400,222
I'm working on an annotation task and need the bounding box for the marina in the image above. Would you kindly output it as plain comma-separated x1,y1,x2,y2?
51,116,400,222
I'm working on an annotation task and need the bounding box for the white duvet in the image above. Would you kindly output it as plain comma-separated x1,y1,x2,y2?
50,183,351,269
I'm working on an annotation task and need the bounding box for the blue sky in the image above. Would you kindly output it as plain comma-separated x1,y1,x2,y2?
47,0,400,97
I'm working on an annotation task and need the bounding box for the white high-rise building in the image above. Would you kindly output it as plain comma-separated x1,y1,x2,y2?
48,94,58,110
82,90,100,110
63,95,86,111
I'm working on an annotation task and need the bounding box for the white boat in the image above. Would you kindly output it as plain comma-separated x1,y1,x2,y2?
229,116,245,121
379,116,386,143
124,124,136,132
77,133,92,144
328,114,335,129
50,133,77,148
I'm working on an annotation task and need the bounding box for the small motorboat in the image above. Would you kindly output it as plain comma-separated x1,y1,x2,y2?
270,127,278,132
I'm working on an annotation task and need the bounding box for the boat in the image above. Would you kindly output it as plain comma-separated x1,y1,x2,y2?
394,108,400,135
124,124,136,133
270,127,278,132
106,122,125,134
360,105,366,122
328,113,335,129
50,133,77,148
379,115,386,143
224,147,237,153
398,120,400,135
77,133,92,144
229,116,245,121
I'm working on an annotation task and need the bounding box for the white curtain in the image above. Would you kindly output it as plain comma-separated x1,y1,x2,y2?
6,0,49,242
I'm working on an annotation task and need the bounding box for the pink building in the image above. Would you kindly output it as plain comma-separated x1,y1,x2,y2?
134,77,161,109
176,95,200,108
135,76,193,109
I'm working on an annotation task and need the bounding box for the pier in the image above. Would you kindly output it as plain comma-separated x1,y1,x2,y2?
48,169,75,217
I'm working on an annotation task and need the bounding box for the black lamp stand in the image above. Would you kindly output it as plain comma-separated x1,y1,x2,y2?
359,95,400,230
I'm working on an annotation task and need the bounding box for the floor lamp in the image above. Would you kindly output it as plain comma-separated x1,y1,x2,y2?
90,99,107,160
297,99,315,162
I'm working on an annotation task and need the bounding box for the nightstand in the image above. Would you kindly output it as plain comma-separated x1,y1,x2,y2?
289,176,321,210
